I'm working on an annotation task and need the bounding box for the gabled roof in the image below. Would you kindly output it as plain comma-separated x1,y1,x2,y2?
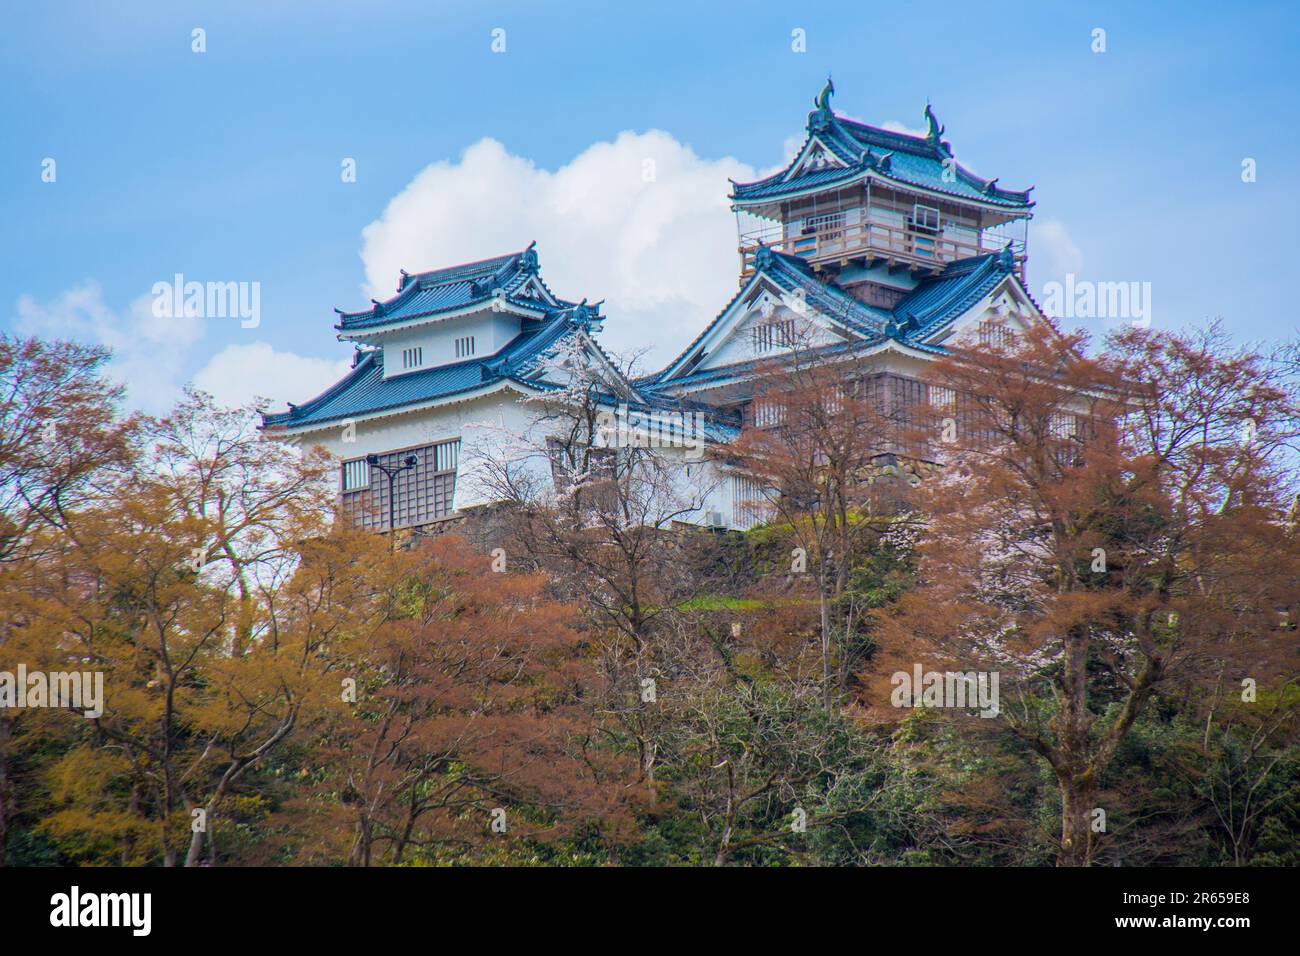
642,244,1025,394
731,80,1033,212
892,249,1020,340
334,241,564,334
650,246,894,385
262,285,618,431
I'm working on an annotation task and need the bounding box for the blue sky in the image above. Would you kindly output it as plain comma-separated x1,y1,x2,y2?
2,0,1297,411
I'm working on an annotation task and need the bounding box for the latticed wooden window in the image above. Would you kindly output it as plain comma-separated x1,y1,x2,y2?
341,457,370,492
822,384,845,416
805,211,846,238
752,319,796,353
978,321,1014,350
1049,412,1079,439
751,397,786,428
341,438,461,531
878,375,927,454
929,385,956,409
732,474,772,530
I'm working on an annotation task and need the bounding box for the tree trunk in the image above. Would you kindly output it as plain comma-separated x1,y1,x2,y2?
348,816,372,867
184,811,205,867
819,587,832,711
1058,775,1095,866
1056,627,1095,866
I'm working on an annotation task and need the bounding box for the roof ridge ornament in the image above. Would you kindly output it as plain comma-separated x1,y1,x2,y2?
570,297,590,321
809,75,835,132
814,75,834,112
997,242,1016,270
519,240,539,275
752,243,776,272
884,314,916,340
924,101,945,146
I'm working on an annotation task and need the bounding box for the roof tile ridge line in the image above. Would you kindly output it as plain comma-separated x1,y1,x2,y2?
408,246,524,284
335,293,496,329
296,375,543,429
501,313,581,374
777,129,820,184
836,112,931,145
943,158,1033,202
911,256,1011,337
797,273,885,335
340,285,557,331
266,350,377,422
737,158,1029,208
734,160,866,194
335,252,518,321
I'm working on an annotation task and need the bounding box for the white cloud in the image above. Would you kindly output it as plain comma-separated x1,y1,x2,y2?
15,282,203,413
15,282,349,415
359,133,760,372
194,342,350,410
1034,219,1085,283
779,133,807,167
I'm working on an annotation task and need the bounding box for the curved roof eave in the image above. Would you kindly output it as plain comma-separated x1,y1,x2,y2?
263,378,551,436
335,297,554,340
732,167,1034,214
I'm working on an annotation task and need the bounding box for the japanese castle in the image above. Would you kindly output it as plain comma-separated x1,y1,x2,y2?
261,81,1044,531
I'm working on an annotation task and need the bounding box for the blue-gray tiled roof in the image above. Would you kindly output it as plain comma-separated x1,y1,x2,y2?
263,302,593,430
335,242,563,333
642,244,1019,392
731,85,1033,211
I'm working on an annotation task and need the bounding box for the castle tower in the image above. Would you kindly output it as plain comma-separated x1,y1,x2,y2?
729,79,1034,309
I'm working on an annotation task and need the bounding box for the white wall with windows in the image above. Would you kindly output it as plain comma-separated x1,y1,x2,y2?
379,310,527,378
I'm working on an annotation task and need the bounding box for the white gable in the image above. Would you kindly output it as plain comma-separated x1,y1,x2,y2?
529,331,641,402
511,275,558,305
927,276,1046,347
689,282,851,373
786,137,847,180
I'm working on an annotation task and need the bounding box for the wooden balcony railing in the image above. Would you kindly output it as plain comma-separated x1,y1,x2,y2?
740,220,1022,276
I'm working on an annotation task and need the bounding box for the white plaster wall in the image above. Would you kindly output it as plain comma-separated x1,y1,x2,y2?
700,302,842,371
380,311,523,379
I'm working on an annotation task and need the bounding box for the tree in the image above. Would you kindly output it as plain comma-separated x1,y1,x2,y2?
0,336,131,863
472,339,726,802
304,533,641,866
15,391,381,865
729,340,922,707
874,320,1300,865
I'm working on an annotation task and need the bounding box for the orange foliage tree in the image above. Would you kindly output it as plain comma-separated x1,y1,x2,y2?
873,321,1300,865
